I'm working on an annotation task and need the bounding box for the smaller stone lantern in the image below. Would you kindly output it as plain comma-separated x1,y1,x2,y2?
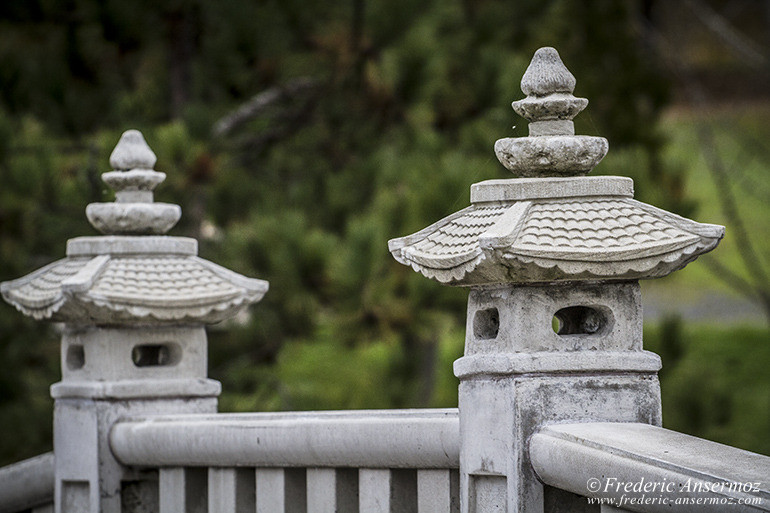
389,47,724,512
1,130,268,512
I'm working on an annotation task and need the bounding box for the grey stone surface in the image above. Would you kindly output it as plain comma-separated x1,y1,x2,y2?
462,282,644,355
110,409,459,469
109,130,157,170
494,135,608,176
0,252,267,323
499,47,605,177
86,201,181,235
87,130,180,235
0,453,54,513
531,423,770,512
470,176,633,202
459,374,661,513
58,326,208,382
389,192,723,286
518,47,577,97
66,235,198,256
454,280,663,513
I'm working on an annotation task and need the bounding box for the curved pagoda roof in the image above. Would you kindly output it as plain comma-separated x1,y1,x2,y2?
1,130,268,323
388,47,724,286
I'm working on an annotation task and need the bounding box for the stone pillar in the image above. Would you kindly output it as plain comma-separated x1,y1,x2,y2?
388,47,724,512
1,130,268,512
52,326,220,512
454,282,661,512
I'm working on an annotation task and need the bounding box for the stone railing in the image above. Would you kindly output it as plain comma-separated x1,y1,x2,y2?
532,423,770,512
0,453,54,513
1,47,769,513
109,409,459,512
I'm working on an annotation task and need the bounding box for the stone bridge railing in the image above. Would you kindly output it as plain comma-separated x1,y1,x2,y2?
0,47,768,513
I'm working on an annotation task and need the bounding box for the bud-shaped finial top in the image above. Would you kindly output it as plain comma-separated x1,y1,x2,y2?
494,47,608,177
85,130,181,234
510,47,588,131
520,47,576,96
109,130,157,170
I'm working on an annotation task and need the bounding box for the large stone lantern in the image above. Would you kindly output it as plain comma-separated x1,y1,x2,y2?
389,47,724,512
1,130,268,512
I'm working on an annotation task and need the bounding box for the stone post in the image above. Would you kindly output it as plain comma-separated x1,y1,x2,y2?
1,131,268,512
389,47,724,512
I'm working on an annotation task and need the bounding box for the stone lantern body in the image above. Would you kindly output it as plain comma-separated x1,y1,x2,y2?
389,48,724,512
1,131,268,512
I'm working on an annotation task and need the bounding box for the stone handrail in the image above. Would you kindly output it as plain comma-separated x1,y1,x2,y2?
110,408,459,468
0,452,54,513
530,422,770,512
110,409,460,512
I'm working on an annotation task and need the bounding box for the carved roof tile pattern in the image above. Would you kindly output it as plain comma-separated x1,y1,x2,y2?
389,195,724,285
92,257,241,303
1,254,268,323
409,205,508,258
1,259,89,319
517,200,695,250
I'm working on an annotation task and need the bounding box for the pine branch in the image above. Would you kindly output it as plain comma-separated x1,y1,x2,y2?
212,78,318,137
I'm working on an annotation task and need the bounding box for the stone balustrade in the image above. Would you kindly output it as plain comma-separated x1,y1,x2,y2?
110,409,460,512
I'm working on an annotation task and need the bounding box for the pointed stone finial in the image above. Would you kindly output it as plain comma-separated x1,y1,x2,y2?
109,130,157,170
511,47,588,135
494,47,608,177
520,47,576,96
85,130,181,234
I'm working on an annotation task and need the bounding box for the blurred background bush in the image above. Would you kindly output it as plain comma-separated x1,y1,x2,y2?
0,0,768,465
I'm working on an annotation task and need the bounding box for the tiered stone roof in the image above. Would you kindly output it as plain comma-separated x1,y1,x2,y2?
389,47,723,286
1,130,268,324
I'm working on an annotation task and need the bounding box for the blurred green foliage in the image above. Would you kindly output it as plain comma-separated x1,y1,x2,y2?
3,0,761,468
645,321,770,455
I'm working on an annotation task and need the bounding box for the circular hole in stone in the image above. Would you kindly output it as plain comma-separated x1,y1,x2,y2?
553,306,608,336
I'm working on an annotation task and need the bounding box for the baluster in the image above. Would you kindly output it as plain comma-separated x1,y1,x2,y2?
208,468,254,513
208,468,237,511
256,469,284,512
417,469,459,513
359,469,391,513
305,468,358,513
306,468,335,513
256,468,307,513
160,468,206,513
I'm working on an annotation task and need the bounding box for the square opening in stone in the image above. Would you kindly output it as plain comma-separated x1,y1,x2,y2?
473,308,500,340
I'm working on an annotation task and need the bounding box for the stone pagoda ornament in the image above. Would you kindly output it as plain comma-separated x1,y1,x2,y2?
389,47,724,512
1,130,268,512
2,129,267,323
390,48,722,285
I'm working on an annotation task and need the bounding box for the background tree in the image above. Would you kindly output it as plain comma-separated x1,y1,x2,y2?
2,0,766,465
